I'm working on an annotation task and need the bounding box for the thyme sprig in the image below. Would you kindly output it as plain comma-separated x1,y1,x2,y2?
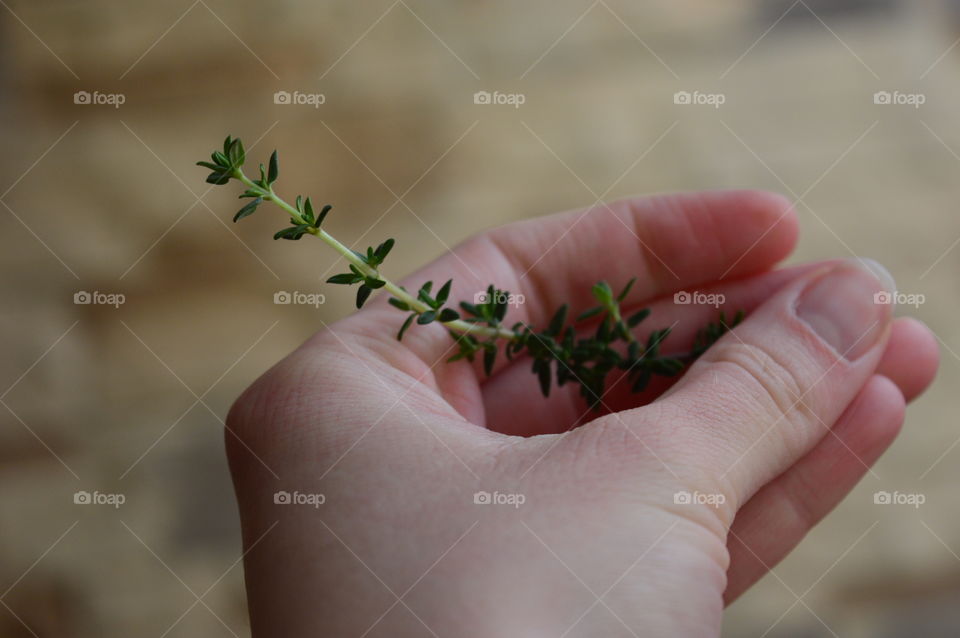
200,136,741,409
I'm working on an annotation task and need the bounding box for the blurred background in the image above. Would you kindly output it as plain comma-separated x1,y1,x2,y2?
1,0,958,635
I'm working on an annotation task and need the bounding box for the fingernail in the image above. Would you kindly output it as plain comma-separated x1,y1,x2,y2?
796,258,895,361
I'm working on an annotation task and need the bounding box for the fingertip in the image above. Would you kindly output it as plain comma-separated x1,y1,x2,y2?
733,190,798,257
878,317,941,402
693,189,798,273
858,374,906,449
900,317,940,397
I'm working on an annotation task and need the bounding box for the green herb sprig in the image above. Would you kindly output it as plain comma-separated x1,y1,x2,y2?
199,136,741,410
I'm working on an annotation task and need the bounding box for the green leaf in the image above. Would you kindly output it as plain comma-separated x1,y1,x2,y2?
631,371,651,393
205,171,231,185
196,161,220,170
302,198,315,224
627,308,650,327
536,362,551,397
435,279,452,306
233,197,262,222
493,294,508,321
617,277,636,302
596,317,611,342
212,151,229,167
576,306,603,321
438,308,460,322
397,313,416,340
417,310,437,325
483,348,496,376
315,204,332,228
651,358,684,376
356,285,372,308
267,150,279,184
417,281,435,306
374,238,395,262
388,298,410,311
364,277,386,289
646,328,670,353
327,273,361,285
592,281,613,306
227,137,245,167
273,225,310,240
548,304,568,335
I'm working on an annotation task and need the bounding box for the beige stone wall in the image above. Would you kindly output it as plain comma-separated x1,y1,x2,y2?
1,1,958,635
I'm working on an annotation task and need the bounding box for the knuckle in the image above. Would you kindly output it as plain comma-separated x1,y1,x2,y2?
706,341,815,436
224,349,320,464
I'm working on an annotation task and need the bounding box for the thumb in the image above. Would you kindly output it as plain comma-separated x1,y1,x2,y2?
650,259,896,515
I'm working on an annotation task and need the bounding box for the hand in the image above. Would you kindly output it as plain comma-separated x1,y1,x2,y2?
226,191,938,636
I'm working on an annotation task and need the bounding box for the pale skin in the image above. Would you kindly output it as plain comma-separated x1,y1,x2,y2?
225,191,939,637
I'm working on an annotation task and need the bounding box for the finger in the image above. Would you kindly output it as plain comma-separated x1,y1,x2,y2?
623,258,896,520
481,262,827,436
723,374,905,604
356,190,798,377
875,317,940,401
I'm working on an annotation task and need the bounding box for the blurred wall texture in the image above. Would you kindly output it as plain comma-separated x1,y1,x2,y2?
1,1,959,636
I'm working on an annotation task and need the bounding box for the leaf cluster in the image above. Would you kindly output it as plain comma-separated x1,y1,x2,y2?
197,135,246,185
326,240,395,309
198,139,333,243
